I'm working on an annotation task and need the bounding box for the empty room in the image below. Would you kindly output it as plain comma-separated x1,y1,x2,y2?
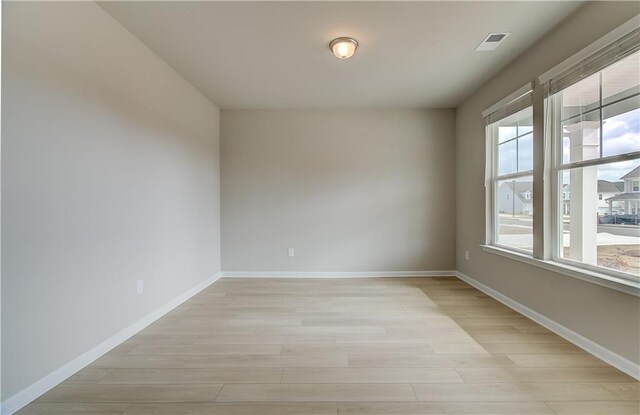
2,1,640,414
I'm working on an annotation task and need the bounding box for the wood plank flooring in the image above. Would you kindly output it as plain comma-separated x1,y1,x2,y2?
18,277,639,415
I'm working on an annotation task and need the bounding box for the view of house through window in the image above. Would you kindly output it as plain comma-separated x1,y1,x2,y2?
552,51,640,278
491,106,534,252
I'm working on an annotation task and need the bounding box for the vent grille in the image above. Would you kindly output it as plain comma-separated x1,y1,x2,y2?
486,34,507,43
476,33,510,51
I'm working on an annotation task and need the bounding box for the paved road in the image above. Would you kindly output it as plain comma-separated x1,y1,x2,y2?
597,224,640,237
499,215,640,238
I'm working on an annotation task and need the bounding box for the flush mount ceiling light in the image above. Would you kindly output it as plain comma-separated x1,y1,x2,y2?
330,37,359,60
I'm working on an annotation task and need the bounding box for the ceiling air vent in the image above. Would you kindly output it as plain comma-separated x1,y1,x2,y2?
475,33,510,51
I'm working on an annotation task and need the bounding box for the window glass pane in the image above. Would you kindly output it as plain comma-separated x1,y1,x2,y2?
559,160,640,277
602,51,640,106
496,176,533,252
562,109,600,164
518,106,533,135
561,73,600,121
518,133,533,172
497,112,518,143
498,139,517,175
562,135,571,165
602,98,640,157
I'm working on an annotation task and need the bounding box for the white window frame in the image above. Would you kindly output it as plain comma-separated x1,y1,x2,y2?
481,16,640,296
543,22,640,286
484,83,534,256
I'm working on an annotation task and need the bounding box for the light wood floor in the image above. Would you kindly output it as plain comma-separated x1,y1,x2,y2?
19,277,639,414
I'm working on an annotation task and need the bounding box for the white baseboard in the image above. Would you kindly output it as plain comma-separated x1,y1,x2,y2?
456,271,640,381
1,273,221,415
222,270,457,278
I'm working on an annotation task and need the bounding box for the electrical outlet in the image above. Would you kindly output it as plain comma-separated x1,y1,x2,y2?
288,248,295,257
464,250,470,260
136,279,144,295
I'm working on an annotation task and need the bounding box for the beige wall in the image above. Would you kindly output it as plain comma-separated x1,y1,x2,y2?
221,110,456,273
2,2,220,399
456,1,640,364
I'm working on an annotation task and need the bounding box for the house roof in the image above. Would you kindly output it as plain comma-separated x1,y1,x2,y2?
606,192,640,202
503,181,533,203
597,180,625,193
563,180,624,194
621,166,640,180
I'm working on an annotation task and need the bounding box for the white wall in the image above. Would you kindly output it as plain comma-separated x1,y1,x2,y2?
456,1,640,364
2,1,220,400
221,109,456,273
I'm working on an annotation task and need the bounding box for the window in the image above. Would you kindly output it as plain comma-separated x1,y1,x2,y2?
480,21,640,293
485,88,534,253
546,45,640,282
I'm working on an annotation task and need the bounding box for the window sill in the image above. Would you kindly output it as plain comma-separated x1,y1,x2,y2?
480,245,640,297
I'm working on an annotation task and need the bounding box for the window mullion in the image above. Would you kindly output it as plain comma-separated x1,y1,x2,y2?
493,131,499,245
553,93,564,261
599,71,603,159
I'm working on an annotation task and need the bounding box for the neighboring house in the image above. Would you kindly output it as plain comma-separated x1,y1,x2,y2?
606,166,640,214
598,180,625,214
498,181,533,215
562,179,626,215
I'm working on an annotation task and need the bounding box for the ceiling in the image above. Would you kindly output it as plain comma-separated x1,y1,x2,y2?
99,1,584,109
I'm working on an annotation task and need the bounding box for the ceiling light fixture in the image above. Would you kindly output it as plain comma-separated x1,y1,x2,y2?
330,37,359,60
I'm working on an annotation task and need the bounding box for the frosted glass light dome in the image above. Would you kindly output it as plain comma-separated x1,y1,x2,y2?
330,37,359,60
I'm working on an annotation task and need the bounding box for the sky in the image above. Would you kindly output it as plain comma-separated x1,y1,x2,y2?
558,108,639,182
599,108,639,182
